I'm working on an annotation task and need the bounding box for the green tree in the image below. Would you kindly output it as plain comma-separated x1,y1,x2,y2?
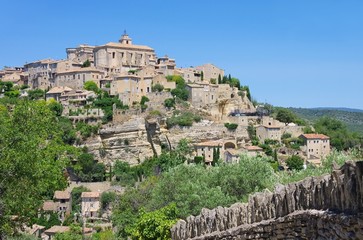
224,123,238,130
152,83,164,92
47,99,63,116
84,81,99,93
0,100,77,236
200,71,204,81
27,89,45,100
286,155,304,171
82,59,91,68
218,74,222,84
129,204,178,240
275,108,297,124
164,98,175,109
100,192,117,210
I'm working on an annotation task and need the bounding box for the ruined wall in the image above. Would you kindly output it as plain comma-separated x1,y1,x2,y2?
171,161,363,240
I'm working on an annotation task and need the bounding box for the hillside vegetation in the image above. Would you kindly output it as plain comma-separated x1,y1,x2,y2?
289,107,363,135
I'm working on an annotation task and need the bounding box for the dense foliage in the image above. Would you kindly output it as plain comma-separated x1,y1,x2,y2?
0,100,78,236
170,76,189,101
314,116,362,150
166,111,201,128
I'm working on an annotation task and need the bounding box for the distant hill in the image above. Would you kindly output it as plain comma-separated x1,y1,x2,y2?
311,107,363,113
288,107,363,135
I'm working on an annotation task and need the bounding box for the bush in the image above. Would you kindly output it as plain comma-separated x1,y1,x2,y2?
224,123,238,131
286,155,304,171
166,111,202,128
152,83,164,92
101,192,117,210
164,98,175,109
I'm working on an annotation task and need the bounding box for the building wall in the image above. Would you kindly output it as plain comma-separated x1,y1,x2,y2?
81,197,100,218
305,138,330,159
196,63,224,82
256,126,282,143
195,145,222,163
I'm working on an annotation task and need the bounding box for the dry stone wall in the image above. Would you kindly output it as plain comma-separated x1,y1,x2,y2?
171,161,363,240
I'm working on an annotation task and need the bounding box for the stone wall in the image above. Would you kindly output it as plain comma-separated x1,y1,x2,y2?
171,161,363,240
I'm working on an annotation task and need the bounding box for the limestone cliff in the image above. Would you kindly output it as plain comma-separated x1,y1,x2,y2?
171,161,363,240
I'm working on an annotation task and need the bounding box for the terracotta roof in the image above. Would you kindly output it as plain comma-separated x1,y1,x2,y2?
194,140,223,147
45,226,70,234
81,192,100,198
47,86,73,94
42,200,56,212
54,191,70,200
244,145,263,151
301,134,330,140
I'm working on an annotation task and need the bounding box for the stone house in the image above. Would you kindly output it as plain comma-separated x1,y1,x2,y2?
195,63,224,82
186,83,219,108
256,125,282,143
93,32,156,75
55,67,105,90
300,133,330,162
53,191,71,219
242,145,264,157
46,86,73,102
25,59,81,90
194,140,223,165
66,44,95,65
176,67,201,82
224,149,244,164
155,55,176,76
81,192,100,218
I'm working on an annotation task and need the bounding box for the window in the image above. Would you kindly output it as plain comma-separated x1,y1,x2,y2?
112,52,115,58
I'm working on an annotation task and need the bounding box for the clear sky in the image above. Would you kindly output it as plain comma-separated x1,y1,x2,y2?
1,0,362,109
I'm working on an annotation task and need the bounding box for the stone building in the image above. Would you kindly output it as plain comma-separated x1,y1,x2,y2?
53,191,71,221
300,133,330,162
66,44,95,65
256,124,282,143
155,55,176,76
176,67,201,82
93,32,156,76
195,63,224,82
194,140,223,165
55,67,105,90
46,86,73,101
81,192,100,218
186,83,219,108
25,59,81,90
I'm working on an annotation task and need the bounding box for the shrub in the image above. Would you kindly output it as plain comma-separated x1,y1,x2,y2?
152,83,164,92
286,155,304,171
101,192,117,210
224,123,238,131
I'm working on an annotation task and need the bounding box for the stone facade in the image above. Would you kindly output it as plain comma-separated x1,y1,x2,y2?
55,67,104,90
195,63,224,83
81,192,100,218
93,32,156,75
171,160,363,240
66,44,95,64
256,125,282,143
300,133,330,161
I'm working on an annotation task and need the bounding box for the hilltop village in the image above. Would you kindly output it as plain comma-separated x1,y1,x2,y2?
0,33,333,239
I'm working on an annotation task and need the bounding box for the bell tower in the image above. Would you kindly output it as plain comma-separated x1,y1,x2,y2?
119,30,132,45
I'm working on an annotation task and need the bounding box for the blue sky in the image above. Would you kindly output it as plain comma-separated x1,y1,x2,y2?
1,0,362,109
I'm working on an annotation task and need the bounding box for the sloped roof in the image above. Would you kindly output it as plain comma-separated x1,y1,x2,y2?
47,86,73,94
194,140,223,147
81,192,100,198
54,191,70,200
244,145,263,151
301,134,330,140
45,226,70,234
42,200,56,212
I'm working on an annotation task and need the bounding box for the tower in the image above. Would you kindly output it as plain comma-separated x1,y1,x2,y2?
119,30,132,45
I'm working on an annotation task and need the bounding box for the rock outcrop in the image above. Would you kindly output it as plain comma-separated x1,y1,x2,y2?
84,117,156,165
171,161,363,240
